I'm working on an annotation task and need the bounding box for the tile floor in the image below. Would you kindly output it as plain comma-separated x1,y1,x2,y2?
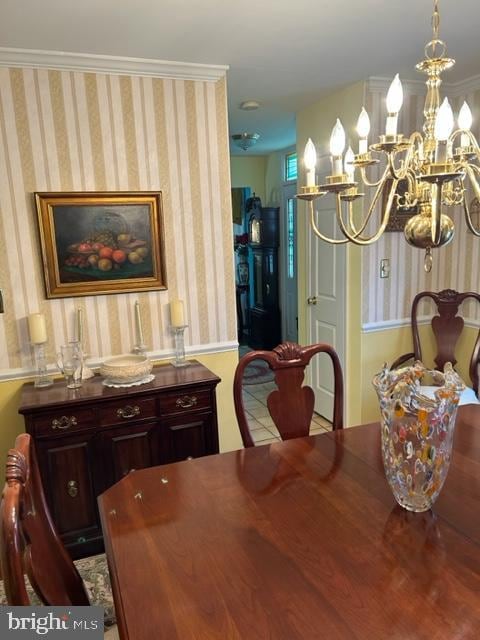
242,381,332,445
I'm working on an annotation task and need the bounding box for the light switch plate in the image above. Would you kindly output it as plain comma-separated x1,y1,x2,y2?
380,259,390,279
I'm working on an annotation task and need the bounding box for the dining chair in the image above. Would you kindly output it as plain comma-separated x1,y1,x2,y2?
0,433,118,639
391,289,480,396
234,341,344,447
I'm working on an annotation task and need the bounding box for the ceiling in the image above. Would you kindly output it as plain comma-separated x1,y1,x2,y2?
1,0,479,156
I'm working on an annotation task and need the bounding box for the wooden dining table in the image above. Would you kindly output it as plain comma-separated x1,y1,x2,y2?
98,405,480,640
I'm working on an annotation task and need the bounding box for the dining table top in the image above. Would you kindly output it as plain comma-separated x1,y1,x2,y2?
98,405,480,640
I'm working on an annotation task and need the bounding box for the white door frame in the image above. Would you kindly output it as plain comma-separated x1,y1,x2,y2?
280,181,298,342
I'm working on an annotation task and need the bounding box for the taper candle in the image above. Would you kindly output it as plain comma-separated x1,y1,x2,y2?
28,313,47,344
134,301,145,345
77,307,83,345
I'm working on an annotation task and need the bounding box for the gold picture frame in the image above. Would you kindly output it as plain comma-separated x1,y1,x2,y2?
35,191,167,298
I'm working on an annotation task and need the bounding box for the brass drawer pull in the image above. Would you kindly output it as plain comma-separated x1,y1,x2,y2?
52,415,78,430
116,405,140,419
175,395,198,409
67,480,78,498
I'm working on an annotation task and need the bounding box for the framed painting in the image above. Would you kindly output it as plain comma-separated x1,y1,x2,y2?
35,191,167,298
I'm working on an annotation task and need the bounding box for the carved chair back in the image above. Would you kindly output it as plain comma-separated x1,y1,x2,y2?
0,433,89,605
234,342,344,448
393,289,480,393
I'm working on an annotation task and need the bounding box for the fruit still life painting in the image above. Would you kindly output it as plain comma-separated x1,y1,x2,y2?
59,209,152,281
35,192,167,298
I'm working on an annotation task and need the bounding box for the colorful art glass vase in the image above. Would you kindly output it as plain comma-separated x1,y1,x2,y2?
372,362,464,513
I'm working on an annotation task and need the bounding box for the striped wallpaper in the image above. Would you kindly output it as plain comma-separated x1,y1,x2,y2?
0,66,236,377
361,78,480,327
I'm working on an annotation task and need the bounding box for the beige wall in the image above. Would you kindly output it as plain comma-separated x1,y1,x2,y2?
0,66,239,461
230,156,267,203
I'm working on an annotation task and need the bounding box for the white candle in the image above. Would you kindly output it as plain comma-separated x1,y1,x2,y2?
134,301,145,345
77,308,83,345
170,299,185,327
28,313,47,344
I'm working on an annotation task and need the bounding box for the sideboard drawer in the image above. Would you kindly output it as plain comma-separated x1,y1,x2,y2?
99,397,157,426
30,408,95,437
159,389,212,415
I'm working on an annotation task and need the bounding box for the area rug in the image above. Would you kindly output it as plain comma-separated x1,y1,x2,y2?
243,361,275,385
0,553,116,630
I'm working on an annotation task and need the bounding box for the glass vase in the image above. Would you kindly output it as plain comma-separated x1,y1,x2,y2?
372,361,464,513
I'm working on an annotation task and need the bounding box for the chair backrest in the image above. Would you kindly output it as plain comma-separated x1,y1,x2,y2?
0,433,89,605
234,342,344,447
410,289,480,391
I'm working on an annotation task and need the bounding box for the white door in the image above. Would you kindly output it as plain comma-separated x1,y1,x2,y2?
281,183,298,342
306,154,346,421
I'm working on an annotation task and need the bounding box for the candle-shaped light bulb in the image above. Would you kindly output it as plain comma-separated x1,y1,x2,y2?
385,74,403,135
330,119,346,156
344,146,355,182
303,138,317,187
458,101,473,147
435,98,454,141
330,119,345,176
434,97,454,162
386,74,403,114
356,107,370,154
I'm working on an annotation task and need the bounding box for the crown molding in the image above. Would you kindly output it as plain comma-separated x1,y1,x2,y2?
368,74,480,97
0,47,228,82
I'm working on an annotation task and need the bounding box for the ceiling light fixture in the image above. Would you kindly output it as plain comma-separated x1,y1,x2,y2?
232,132,260,151
298,0,480,272
240,100,260,110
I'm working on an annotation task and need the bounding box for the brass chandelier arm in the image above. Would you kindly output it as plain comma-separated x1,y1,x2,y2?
466,164,480,201
308,200,351,245
359,165,388,188
341,173,389,237
450,129,480,158
334,178,399,245
463,197,480,237
386,132,423,181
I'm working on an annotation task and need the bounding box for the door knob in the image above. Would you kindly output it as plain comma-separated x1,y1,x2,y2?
307,296,318,305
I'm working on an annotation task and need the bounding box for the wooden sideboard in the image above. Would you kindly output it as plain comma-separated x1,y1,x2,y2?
18,360,220,559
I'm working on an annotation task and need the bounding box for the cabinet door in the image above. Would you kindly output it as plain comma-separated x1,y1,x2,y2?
35,433,100,547
160,413,217,464
101,422,159,486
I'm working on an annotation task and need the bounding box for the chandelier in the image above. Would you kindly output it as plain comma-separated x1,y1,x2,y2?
232,132,260,151
298,0,480,272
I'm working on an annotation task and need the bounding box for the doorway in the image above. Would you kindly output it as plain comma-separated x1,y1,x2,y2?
305,154,346,422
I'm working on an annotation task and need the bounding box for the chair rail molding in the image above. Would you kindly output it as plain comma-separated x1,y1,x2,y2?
0,47,228,81
362,317,480,333
0,340,238,382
